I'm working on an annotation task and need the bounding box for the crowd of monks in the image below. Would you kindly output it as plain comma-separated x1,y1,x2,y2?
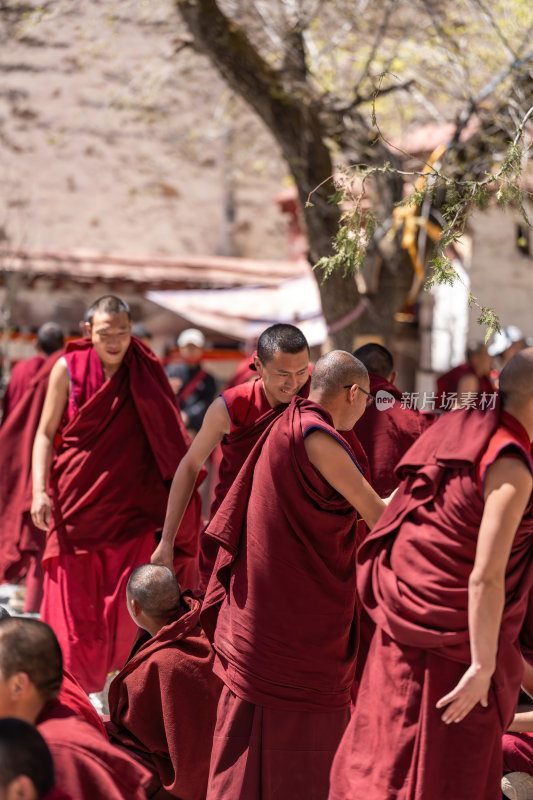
1,294,533,800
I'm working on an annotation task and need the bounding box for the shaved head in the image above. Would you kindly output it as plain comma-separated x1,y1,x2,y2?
0,718,55,797
353,343,394,379
499,348,533,407
311,351,368,398
0,618,62,703
127,564,181,620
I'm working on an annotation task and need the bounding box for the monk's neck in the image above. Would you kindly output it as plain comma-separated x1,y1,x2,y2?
101,361,122,381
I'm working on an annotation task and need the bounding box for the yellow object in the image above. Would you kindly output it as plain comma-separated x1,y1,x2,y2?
390,143,447,312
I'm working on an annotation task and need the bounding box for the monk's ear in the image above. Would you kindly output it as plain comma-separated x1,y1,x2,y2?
389,369,397,384
8,671,31,699
84,321,92,337
253,355,263,375
129,598,141,619
6,773,38,800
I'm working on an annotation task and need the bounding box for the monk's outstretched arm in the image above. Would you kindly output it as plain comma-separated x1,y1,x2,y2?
436,456,532,724
151,396,231,571
303,430,386,528
31,359,70,530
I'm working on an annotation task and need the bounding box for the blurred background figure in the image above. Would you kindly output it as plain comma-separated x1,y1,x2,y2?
131,322,154,349
489,325,527,369
1,323,64,425
165,328,216,438
436,341,494,410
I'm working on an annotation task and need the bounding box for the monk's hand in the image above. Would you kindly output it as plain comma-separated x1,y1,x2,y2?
31,490,52,531
435,664,492,724
150,541,175,572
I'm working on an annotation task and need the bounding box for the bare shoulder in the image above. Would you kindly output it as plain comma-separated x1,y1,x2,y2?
485,453,533,496
48,357,70,392
304,428,344,466
203,395,231,436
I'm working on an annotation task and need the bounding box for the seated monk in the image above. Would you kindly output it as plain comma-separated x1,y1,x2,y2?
0,717,73,800
0,616,152,800
501,657,533,799
106,564,221,800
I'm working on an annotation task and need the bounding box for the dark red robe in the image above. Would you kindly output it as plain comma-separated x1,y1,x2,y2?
202,397,366,799
59,667,108,739
353,372,434,497
106,594,221,799
329,404,533,800
0,352,63,610
436,362,494,409
198,375,310,589
40,337,202,692
37,699,151,800
1,354,45,422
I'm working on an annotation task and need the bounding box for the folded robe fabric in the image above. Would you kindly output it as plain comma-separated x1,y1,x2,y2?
202,396,364,713
353,372,434,497
58,667,108,739
37,698,152,800
199,375,310,589
0,352,62,584
106,594,221,800
43,337,202,580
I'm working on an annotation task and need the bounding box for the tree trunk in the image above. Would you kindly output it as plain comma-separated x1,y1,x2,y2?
175,0,362,350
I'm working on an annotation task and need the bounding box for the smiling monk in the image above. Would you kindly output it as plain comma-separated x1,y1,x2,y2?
31,295,200,693
151,323,311,589
201,351,386,800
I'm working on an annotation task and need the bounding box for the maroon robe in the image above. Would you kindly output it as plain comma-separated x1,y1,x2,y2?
436,361,494,408
354,372,434,497
1,354,45,422
40,337,202,692
37,699,151,800
59,667,108,739
106,594,221,799
198,374,310,589
202,397,366,799
329,404,533,800
0,352,63,610
503,731,533,773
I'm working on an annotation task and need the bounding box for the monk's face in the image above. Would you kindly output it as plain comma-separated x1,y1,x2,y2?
88,311,132,369
254,348,309,407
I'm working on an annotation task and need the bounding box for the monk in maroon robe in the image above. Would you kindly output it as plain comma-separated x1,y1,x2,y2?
0,717,75,800
152,323,311,590
436,341,494,409
106,564,221,799
31,295,202,693
201,351,386,800
329,349,533,800
0,351,63,612
1,323,64,425
0,616,152,800
353,343,434,497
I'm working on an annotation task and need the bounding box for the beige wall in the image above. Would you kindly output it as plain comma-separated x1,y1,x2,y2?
468,205,533,342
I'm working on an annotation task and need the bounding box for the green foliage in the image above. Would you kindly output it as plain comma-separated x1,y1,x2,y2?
312,97,531,339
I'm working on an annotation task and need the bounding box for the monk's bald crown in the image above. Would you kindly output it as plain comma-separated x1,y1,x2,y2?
500,347,533,404
128,563,181,619
311,351,368,396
